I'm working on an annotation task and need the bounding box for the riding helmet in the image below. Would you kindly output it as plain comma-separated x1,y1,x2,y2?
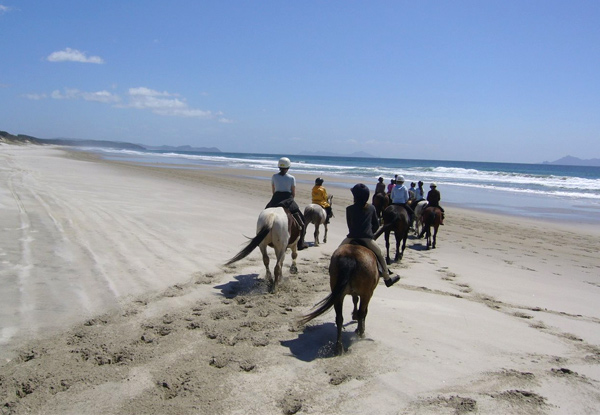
278,157,291,169
430,182,437,188
351,183,370,204
315,177,324,185
396,175,405,182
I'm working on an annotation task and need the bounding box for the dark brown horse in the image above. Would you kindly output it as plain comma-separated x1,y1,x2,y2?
225,207,301,293
419,206,442,249
371,193,390,223
374,204,409,264
299,243,379,355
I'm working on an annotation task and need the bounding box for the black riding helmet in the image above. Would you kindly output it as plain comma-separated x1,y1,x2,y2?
351,183,369,205
315,177,324,185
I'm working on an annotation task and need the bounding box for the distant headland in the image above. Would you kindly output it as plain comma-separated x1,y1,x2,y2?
542,155,600,167
0,130,221,153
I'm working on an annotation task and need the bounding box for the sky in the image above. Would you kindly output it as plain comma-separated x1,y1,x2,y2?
1,1,599,163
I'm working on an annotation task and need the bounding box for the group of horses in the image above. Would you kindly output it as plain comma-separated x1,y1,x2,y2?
225,192,443,355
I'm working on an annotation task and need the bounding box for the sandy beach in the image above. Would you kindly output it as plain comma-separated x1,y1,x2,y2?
1,145,600,414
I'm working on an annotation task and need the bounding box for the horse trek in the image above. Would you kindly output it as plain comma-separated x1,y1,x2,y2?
303,195,333,246
225,207,301,293
299,242,380,355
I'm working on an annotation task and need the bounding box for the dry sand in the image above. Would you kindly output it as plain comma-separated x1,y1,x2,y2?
1,145,600,414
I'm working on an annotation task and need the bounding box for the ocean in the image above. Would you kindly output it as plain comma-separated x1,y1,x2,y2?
90,148,600,225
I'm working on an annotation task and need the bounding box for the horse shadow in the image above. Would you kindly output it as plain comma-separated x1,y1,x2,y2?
214,273,270,298
281,322,372,362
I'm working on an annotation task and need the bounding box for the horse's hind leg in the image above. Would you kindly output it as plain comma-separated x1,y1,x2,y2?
323,222,328,244
314,224,320,246
334,300,344,356
289,244,298,274
260,245,272,283
432,227,438,249
385,232,392,265
356,295,372,338
351,294,359,321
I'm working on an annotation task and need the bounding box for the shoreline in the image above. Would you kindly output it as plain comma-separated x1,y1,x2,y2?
1,145,599,414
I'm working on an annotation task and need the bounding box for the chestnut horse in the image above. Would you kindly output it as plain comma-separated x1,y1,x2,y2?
374,204,410,264
225,207,300,293
299,242,379,355
419,206,442,249
372,193,390,223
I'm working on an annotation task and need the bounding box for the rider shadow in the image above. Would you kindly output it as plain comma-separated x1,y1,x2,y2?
281,322,368,362
214,273,270,298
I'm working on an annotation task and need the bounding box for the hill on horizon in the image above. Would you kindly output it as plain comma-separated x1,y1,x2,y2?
543,155,600,167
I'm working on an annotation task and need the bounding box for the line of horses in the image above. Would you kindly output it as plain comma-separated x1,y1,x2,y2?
225,194,443,355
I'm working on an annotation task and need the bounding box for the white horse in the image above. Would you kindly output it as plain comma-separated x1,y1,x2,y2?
413,200,428,237
303,195,333,246
225,207,300,293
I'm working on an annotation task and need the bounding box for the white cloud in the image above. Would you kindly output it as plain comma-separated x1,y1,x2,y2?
47,48,104,64
125,87,219,119
0,5,11,14
51,88,120,103
23,93,47,100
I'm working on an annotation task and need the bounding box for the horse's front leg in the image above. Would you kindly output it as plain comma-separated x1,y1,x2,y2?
334,300,344,356
356,297,371,338
432,227,438,249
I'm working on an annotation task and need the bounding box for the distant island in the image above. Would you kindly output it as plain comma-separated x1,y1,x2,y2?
0,130,221,153
542,155,600,167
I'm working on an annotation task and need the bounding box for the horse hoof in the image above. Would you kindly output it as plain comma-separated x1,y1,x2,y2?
335,344,344,356
290,265,298,274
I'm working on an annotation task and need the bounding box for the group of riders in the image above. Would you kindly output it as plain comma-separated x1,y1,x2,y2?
265,157,445,289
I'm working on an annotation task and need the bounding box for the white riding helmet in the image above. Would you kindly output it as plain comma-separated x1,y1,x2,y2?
278,157,291,169
396,175,405,182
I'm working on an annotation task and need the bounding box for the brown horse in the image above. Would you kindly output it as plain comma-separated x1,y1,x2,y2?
225,207,301,293
371,193,390,223
374,204,409,264
299,243,379,355
419,206,442,249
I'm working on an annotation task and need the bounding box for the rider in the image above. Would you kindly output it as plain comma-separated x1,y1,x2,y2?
426,182,445,225
408,182,417,201
340,183,400,288
375,177,386,196
311,177,333,224
390,175,414,224
415,181,426,202
266,157,308,250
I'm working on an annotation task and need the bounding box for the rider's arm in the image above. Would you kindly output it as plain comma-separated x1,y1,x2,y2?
291,184,296,198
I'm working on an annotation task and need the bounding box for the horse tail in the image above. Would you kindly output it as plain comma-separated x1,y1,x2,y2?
298,256,354,326
225,225,270,266
423,209,436,227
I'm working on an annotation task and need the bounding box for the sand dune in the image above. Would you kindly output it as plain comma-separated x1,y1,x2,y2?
1,145,599,414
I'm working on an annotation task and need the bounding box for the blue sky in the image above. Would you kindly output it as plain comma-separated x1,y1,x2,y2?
1,1,598,163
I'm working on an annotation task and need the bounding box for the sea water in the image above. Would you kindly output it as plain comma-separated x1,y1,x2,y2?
90,148,600,225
